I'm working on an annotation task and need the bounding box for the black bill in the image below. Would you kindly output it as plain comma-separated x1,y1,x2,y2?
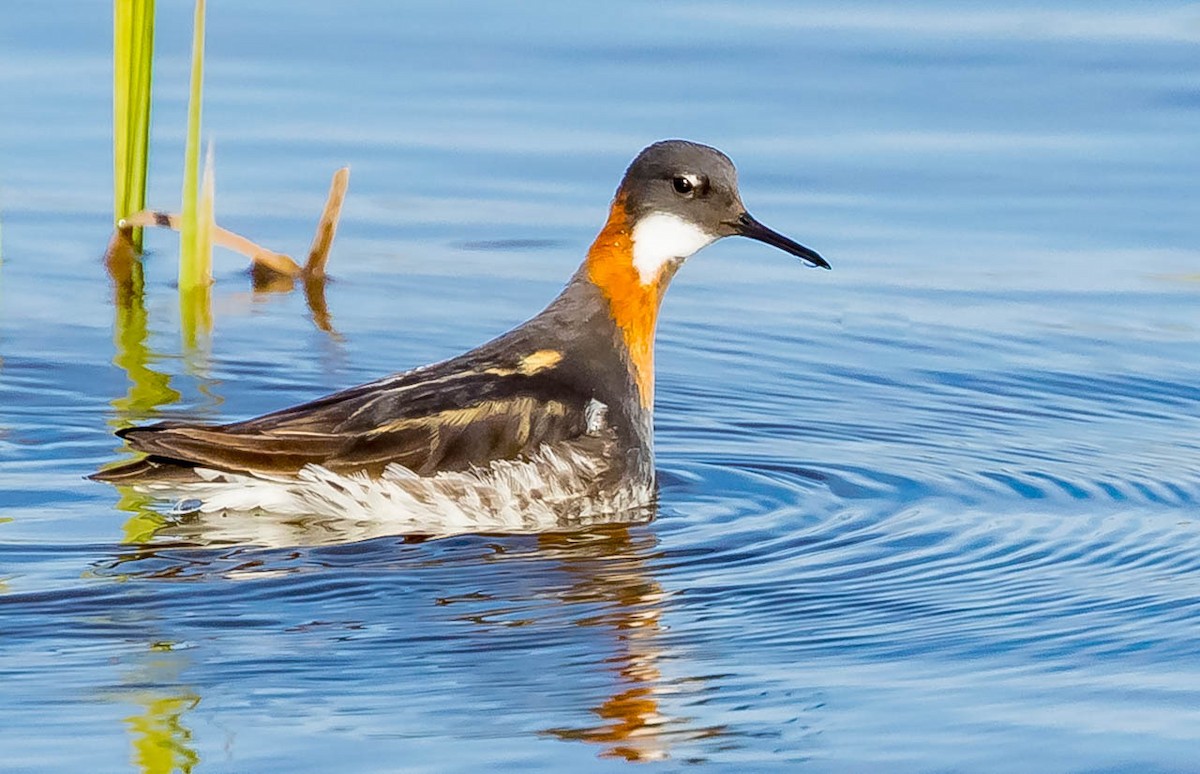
735,212,830,269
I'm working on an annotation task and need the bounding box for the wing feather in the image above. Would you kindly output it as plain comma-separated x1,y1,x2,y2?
96,351,592,481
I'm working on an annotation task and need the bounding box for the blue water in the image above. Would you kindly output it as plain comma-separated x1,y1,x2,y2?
2,1,1199,771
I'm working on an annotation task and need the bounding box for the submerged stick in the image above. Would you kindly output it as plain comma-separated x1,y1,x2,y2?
112,211,342,338
111,164,349,336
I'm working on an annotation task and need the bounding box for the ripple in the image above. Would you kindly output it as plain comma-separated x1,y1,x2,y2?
1,0,1199,767
649,453,1200,676
659,312,1200,517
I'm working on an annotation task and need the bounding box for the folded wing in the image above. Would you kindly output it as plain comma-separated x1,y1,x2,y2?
94,351,594,481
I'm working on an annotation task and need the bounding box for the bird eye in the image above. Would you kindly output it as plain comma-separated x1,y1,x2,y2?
672,176,694,195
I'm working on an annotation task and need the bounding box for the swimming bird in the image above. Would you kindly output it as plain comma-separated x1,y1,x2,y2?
93,140,828,531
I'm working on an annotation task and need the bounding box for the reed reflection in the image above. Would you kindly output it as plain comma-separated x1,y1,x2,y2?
109,642,201,774
124,689,201,774
104,231,181,430
104,231,224,545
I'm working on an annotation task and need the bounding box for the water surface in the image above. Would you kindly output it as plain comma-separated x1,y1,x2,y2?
1,1,1198,771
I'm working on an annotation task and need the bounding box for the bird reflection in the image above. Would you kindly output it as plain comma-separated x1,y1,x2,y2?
534,528,678,761
102,515,726,763
475,527,728,762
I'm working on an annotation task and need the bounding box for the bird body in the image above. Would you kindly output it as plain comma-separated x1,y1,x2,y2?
94,140,828,531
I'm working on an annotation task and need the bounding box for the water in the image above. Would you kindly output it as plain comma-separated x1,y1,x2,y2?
2,1,1199,770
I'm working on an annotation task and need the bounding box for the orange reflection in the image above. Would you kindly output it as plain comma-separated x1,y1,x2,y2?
535,527,725,762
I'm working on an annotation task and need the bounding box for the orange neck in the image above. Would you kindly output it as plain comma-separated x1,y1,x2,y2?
585,197,669,409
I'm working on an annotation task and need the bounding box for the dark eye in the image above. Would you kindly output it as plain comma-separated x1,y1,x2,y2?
672,176,694,195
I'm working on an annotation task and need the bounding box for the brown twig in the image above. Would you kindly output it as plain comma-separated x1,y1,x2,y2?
109,167,350,337
120,209,302,277
304,167,350,280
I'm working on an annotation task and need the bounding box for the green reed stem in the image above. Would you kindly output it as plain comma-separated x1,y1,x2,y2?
179,0,211,291
113,0,155,250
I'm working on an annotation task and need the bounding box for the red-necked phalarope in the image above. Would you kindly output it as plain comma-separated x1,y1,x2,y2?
93,140,829,534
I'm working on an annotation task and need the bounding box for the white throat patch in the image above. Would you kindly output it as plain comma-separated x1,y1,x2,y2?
630,212,717,284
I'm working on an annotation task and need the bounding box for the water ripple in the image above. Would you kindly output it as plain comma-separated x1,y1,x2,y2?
649,454,1200,675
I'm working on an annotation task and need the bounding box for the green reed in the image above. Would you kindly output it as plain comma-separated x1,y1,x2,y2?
113,0,155,250
178,0,212,292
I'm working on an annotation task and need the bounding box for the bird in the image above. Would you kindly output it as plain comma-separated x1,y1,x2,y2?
93,140,829,534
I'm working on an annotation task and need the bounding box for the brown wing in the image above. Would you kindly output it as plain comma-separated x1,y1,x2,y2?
94,348,593,481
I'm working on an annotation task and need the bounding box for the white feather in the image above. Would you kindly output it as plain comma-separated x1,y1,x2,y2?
630,212,716,284
135,443,654,547
585,398,608,435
